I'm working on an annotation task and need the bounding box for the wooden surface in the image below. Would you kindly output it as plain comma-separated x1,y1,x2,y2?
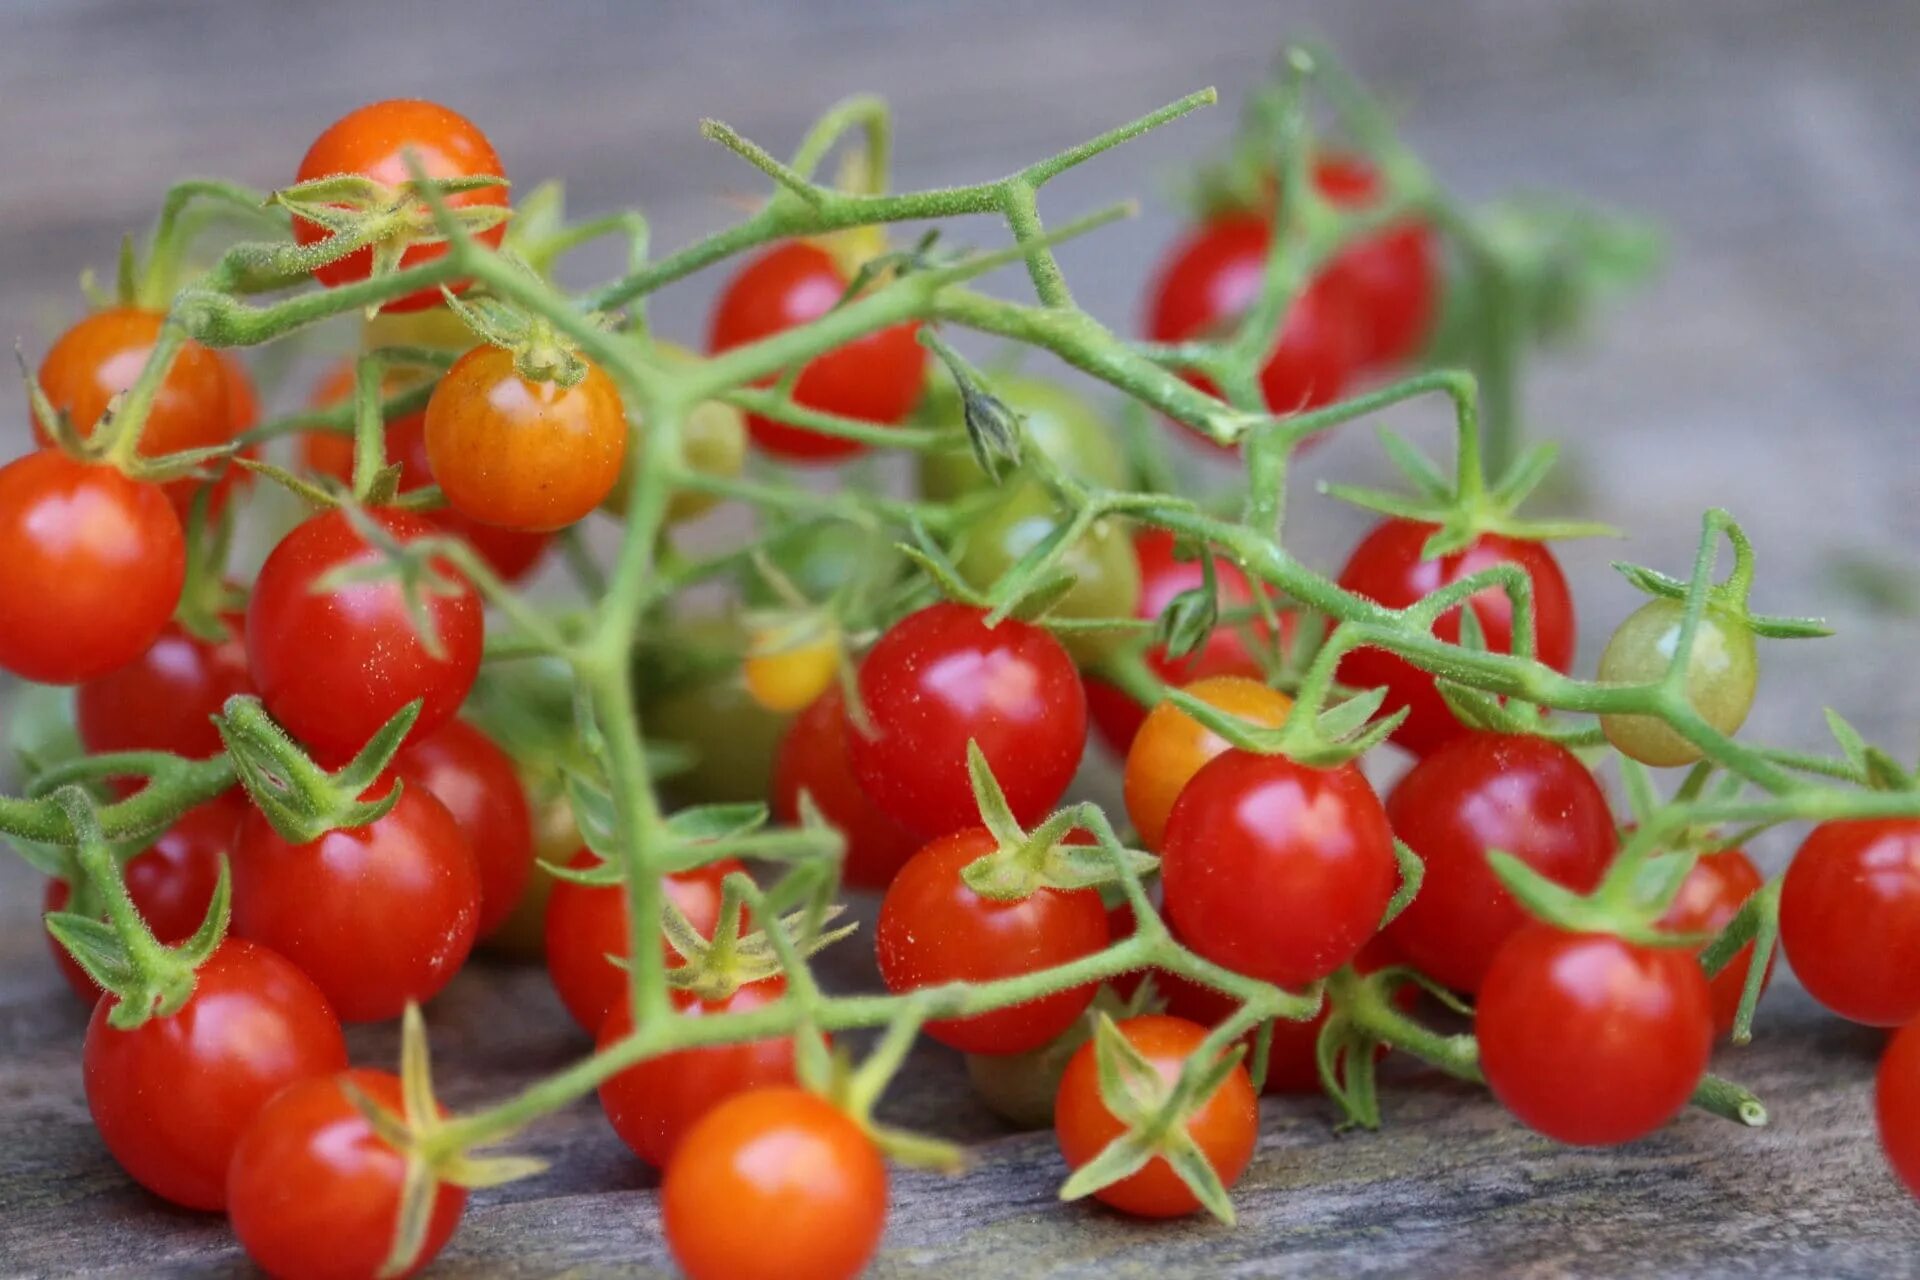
5,1,1920,1276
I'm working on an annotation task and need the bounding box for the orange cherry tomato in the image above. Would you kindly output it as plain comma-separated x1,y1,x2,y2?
1123,674,1291,850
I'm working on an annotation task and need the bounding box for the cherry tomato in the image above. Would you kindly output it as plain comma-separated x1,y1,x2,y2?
743,625,840,714
1311,154,1439,370
1657,847,1772,1035
640,616,796,807
543,848,745,1032
480,789,577,959
1878,1018,1920,1200
915,373,1129,502
227,1069,466,1280
1779,818,1920,1026
195,352,261,517
45,797,242,1004
598,978,800,1167
76,615,253,764
602,343,747,523
1384,732,1616,994
0,450,185,685
1161,749,1397,989
292,98,507,312
423,345,626,531
1476,925,1712,1146
876,826,1110,1053
395,719,535,936
1598,598,1758,767
246,506,483,764
84,938,346,1210
771,685,918,890
1123,674,1292,851
744,518,906,610
662,1087,887,1280
233,781,480,1022
708,240,926,463
1336,518,1575,757
1054,1014,1257,1217
846,603,1086,840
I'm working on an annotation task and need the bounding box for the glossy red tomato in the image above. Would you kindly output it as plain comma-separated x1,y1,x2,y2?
76,615,253,765
543,849,746,1032
1779,818,1920,1026
1657,847,1773,1035
394,720,534,936
876,827,1110,1053
45,797,242,1004
846,603,1086,840
246,506,483,764
1336,519,1575,757
1054,1014,1258,1217
292,98,507,312
1384,732,1616,994
1161,749,1398,989
1477,925,1712,1146
771,685,919,890
0,450,185,685
227,1069,467,1280
598,978,800,1167
662,1087,887,1280
233,782,479,1022
1878,1018,1920,1199
708,240,926,462
83,938,346,1210
1311,154,1439,371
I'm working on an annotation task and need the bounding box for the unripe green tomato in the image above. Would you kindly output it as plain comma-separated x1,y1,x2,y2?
916,374,1128,503
954,483,1141,665
602,344,748,523
640,618,793,805
1598,597,1759,766
480,791,581,961
963,990,1117,1128
743,519,906,609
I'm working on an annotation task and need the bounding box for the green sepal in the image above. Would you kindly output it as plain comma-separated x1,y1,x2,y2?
666,802,770,842
1485,848,1697,947
216,695,414,844
42,913,138,996
1380,839,1425,929
1155,583,1220,663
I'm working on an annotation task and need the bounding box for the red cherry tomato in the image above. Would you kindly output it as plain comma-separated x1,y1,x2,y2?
543,849,745,1032
598,978,800,1167
1780,818,1920,1026
846,603,1086,840
1311,154,1439,370
1161,749,1398,989
1477,925,1712,1146
83,938,346,1210
76,615,253,765
662,1087,887,1280
1384,732,1616,994
246,506,483,764
1336,518,1575,757
1878,1018,1920,1200
232,782,480,1022
1657,847,1773,1035
394,719,535,936
771,684,918,890
227,1069,466,1280
707,240,926,463
292,99,507,312
1054,1014,1258,1218
0,450,185,685
876,826,1110,1054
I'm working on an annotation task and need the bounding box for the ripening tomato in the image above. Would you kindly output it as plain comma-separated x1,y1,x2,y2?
662,1087,888,1280
1658,847,1773,1035
1336,519,1575,757
246,506,483,764
1123,674,1292,851
743,626,839,714
0,450,185,685
1779,818,1920,1026
1476,925,1712,1146
292,98,508,312
76,615,253,765
598,978,801,1167
1598,598,1758,767
876,827,1110,1054
846,603,1086,841
1384,733,1616,994
1161,749,1397,989
84,938,346,1210
233,781,480,1022
1054,1014,1257,1217
227,1069,467,1280
395,719,535,936
1310,154,1439,371
1878,1019,1920,1200
771,685,918,890
708,240,926,463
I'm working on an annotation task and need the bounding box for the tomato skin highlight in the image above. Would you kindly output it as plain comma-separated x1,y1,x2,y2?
1780,818,1920,1026
0,450,185,685
1054,1014,1257,1217
1878,1019,1920,1200
771,685,918,890
662,1087,888,1280
76,615,253,765
876,827,1110,1054
83,938,347,1210
1123,674,1292,852
227,1069,467,1280
395,719,536,936
1384,732,1617,994
1657,847,1772,1035
1476,925,1713,1146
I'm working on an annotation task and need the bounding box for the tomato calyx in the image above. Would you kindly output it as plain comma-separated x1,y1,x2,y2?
957,743,1156,902
18,345,240,486
439,286,594,387
1612,516,1830,647
216,696,419,843
1160,676,1398,769
654,876,858,1003
1313,963,1471,1130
